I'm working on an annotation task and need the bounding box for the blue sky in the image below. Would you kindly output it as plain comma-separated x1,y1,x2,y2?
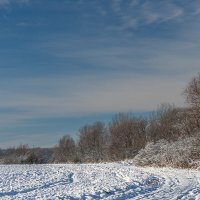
0,0,200,148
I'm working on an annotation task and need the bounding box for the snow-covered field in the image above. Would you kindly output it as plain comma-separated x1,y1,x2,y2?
0,162,200,200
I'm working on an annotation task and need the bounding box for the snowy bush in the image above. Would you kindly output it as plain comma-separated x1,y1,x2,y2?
133,132,200,169
0,145,53,164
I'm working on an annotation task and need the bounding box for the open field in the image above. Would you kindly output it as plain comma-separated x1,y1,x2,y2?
0,162,200,200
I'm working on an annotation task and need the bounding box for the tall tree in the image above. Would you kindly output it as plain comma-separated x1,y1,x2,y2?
184,73,200,129
78,122,106,162
146,104,182,142
52,135,76,163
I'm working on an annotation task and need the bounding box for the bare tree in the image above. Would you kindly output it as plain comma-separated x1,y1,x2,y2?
109,113,146,161
52,135,76,163
184,73,200,129
78,122,107,162
15,144,29,156
146,104,184,142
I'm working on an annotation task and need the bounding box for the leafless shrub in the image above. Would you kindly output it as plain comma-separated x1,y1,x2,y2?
146,104,191,142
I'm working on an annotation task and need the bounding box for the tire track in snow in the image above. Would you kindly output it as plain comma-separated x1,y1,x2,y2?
0,164,199,199
133,167,200,200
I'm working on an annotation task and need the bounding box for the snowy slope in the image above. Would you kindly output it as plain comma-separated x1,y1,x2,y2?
0,162,199,200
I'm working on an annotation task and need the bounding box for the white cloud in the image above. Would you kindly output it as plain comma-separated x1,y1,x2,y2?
142,1,184,23
0,0,30,8
109,0,191,30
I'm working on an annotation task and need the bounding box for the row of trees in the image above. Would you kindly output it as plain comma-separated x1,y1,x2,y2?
52,115,147,163
51,106,195,163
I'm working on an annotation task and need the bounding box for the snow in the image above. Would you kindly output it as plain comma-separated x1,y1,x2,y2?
0,162,199,199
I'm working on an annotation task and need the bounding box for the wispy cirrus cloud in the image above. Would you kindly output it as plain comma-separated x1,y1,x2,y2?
109,0,200,30
0,73,187,127
39,33,200,76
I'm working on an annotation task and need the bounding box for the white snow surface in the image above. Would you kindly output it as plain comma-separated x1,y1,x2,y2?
0,162,200,200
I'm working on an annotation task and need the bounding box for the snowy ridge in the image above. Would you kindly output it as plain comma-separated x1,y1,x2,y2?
0,162,199,199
